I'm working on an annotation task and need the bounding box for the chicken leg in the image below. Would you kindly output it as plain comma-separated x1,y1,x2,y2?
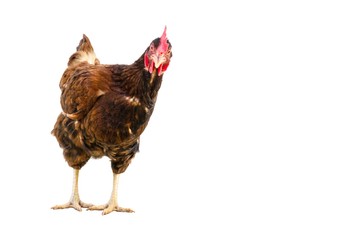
52,169,93,211
87,173,134,215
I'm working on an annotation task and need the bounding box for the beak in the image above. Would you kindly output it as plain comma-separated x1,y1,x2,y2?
152,53,167,69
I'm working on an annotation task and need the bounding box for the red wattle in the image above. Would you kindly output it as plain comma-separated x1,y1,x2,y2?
144,54,149,71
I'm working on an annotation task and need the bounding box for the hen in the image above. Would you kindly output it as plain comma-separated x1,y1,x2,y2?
51,27,172,215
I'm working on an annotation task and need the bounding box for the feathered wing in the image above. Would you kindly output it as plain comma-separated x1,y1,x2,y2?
59,35,110,121
60,66,111,121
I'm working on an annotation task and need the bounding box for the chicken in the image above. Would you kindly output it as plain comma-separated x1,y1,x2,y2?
51,27,172,215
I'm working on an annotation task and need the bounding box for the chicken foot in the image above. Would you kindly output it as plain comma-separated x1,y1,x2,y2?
52,169,93,211
87,173,134,215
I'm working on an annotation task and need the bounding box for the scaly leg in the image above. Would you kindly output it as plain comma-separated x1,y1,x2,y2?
52,169,93,211
87,173,134,215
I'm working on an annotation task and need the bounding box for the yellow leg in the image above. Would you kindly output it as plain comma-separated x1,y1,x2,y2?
87,173,134,215
52,169,93,211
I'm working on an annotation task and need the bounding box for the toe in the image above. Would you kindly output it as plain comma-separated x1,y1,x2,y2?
79,201,94,208
102,208,112,215
52,203,71,210
102,206,134,215
115,207,134,213
72,203,82,211
87,204,108,211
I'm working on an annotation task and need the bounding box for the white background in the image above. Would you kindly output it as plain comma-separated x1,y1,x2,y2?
0,0,359,239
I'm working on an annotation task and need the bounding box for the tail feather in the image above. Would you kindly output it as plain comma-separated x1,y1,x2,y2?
67,34,100,67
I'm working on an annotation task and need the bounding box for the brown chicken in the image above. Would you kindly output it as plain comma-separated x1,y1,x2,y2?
51,27,172,215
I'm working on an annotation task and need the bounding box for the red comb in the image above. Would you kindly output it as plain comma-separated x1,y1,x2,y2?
159,26,169,53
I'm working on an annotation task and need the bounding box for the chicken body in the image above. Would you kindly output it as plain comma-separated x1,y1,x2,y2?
52,29,172,215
